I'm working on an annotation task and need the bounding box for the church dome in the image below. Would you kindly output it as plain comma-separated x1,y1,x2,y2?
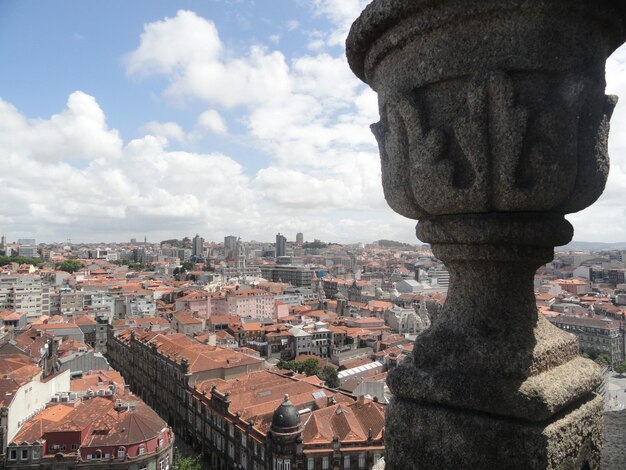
271,394,301,434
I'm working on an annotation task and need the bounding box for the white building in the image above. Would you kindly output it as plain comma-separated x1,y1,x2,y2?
0,356,70,454
0,275,51,323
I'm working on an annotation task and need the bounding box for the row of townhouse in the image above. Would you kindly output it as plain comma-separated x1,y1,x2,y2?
106,326,386,470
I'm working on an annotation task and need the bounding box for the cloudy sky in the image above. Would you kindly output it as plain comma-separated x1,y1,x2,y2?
1,0,625,245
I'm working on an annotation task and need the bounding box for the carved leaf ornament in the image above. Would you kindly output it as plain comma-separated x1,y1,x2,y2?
373,71,585,217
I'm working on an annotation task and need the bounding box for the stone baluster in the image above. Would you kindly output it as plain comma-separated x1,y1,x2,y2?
346,1,626,468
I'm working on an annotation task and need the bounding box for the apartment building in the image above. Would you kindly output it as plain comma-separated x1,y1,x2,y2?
5,393,173,470
260,266,314,288
549,315,625,365
0,275,50,323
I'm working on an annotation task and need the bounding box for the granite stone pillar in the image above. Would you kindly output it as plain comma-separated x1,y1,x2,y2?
346,1,626,468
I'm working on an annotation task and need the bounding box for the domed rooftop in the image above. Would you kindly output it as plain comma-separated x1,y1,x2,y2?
271,394,301,434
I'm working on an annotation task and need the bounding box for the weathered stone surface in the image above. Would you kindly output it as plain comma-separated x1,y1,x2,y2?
346,0,626,468
348,0,625,218
384,394,604,470
388,355,602,422
602,410,626,469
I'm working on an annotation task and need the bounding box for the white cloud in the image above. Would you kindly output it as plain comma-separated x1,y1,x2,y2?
0,91,123,163
196,109,228,135
140,121,187,143
310,0,373,48
0,92,258,241
126,11,292,108
286,19,300,31
126,10,223,77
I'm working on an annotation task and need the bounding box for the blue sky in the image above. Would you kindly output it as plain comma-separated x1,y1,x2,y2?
1,0,626,245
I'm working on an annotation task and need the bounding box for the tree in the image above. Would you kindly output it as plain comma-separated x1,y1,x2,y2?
181,261,195,271
301,358,320,377
277,358,319,377
318,366,340,388
595,354,611,366
0,255,43,267
615,361,626,376
172,451,201,470
56,259,83,273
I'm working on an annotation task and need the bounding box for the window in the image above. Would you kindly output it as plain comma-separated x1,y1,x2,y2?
358,454,365,468
9,449,17,460
241,433,247,447
32,447,41,460
284,459,291,470
228,442,234,458
21,449,28,460
323,457,329,470
118,447,126,459
241,452,248,469
308,458,314,470
344,455,351,469
94,451,102,460
71,444,78,450
139,446,145,455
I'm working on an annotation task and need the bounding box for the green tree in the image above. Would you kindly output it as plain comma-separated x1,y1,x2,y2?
172,451,201,470
181,261,195,271
318,366,340,388
277,358,319,376
56,259,83,273
0,255,43,267
595,354,611,366
615,361,626,376
301,358,320,376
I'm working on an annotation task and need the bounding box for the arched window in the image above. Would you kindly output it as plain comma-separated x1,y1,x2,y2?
118,447,126,459
94,450,102,460
138,445,146,455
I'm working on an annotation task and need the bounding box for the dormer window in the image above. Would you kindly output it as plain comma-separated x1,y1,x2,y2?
118,447,126,459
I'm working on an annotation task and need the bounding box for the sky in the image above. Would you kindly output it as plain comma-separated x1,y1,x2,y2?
1,0,626,245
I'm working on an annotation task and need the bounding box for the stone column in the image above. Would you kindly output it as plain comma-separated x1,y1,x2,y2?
346,1,626,468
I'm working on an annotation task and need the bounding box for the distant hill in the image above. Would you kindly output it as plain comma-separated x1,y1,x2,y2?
376,239,418,249
557,241,626,251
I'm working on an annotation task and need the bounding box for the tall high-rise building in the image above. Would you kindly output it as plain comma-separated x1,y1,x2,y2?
192,234,204,258
296,232,304,244
275,233,287,258
224,235,238,257
234,238,246,269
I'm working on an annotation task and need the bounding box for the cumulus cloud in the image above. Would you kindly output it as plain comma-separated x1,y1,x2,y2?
0,92,259,241
140,121,187,143
124,9,383,223
0,91,123,163
196,109,228,135
310,0,373,48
